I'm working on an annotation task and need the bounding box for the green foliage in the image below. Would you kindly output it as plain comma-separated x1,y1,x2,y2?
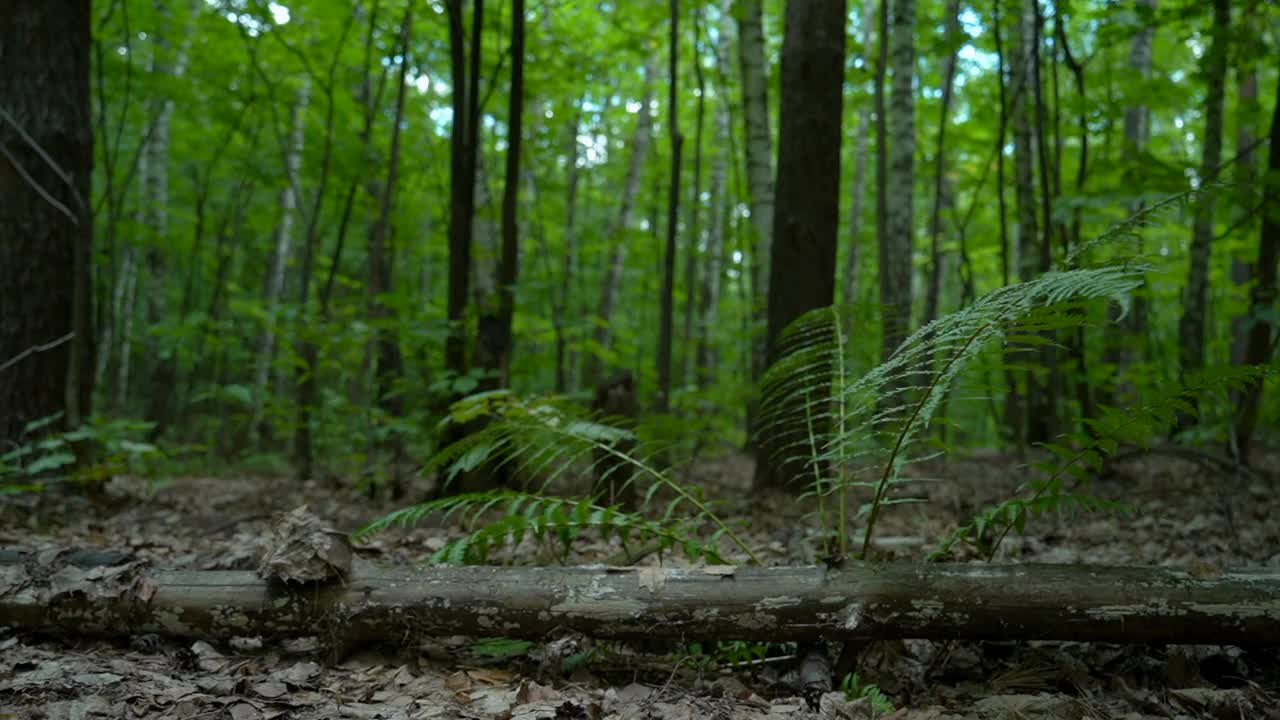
840,672,895,715
762,265,1146,558
932,363,1269,561
356,391,760,564
470,637,534,660
758,194,1231,560
357,489,729,564
1,414,164,495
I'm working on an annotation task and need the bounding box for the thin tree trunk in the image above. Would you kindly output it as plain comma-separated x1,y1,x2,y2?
251,77,309,444
1008,0,1040,445
445,0,484,380
658,0,683,414
922,0,961,328
1100,0,1157,407
141,0,196,438
292,14,356,479
113,249,138,413
881,0,915,364
1056,10,1096,431
684,7,706,387
1228,0,1260,371
365,9,413,496
843,0,876,308
696,0,733,386
873,0,889,356
1028,0,1057,443
1230,66,1279,462
1176,0,1230,428
993,0,1024,446
585,54,658,387
736,0,774,408
555,102,583,393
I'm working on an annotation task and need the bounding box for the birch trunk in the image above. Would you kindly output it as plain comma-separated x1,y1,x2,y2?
921,0,961,327
585,53,657,386
251,78,309,441
696,0,733,385
736,0,774,300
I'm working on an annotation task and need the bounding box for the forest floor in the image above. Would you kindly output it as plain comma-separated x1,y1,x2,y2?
2,447,1279,719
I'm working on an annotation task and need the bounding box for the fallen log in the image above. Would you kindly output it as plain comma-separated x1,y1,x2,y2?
1,548,1278,649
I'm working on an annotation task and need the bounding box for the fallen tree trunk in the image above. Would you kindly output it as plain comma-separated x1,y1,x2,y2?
1,548,1278,649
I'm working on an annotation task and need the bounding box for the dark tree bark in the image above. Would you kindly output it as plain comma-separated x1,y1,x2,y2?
477,0,524,388
684,5,706,387
881,0,916,365
657,0,683,413
754,0,846,489
445,0,484,380
922,0,961,329
1176,0,1229,430
1027,0,1057,444
0,0,94,447
1231,66,1280,462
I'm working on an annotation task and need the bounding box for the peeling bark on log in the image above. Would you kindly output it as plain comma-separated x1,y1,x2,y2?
1,548,1279,649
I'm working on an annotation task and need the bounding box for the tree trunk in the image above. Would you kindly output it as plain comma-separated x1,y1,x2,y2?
736,0,775,408
656,0,683,414
843,0,877,308
1176,0,1229,428
1008,0,1041,446
113,250,138,413
555,103,583,394
477,0,524,389
6,550,1280,648
1100,0,1162,397
141,0,196,440
881,0,916,363
1028,0,1058,443
0,0,93,446
684,7,706,387
250,78,309,446
367,9,413,497
754,0,846,489
922,0,961,328
585,54,658,387
1230,66,1279,462
445,0,484,381
696,0,733,387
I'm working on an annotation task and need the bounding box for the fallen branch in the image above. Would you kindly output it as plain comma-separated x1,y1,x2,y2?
1,548,1278,651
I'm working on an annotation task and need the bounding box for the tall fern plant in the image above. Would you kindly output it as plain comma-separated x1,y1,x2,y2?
357,390,760,564
757,194,1208,560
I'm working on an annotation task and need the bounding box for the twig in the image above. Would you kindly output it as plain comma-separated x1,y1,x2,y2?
0,333,75,374
0,143,79,226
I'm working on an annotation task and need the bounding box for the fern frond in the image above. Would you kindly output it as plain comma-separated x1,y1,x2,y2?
355,488,727,565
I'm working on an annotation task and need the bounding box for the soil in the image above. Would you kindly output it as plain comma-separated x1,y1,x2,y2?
2,447,1278,719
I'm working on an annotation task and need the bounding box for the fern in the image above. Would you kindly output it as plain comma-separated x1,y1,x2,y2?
931,363,1269,561
760,192,1201,560
357,489,728,564
360,392,760,564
